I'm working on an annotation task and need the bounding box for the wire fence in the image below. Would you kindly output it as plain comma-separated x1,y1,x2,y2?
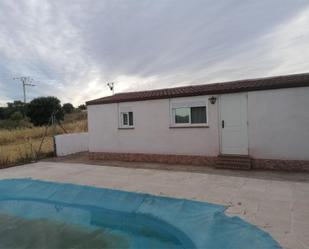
0,113,87,169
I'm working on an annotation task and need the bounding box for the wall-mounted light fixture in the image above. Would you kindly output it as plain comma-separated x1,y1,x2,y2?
209,96,217,104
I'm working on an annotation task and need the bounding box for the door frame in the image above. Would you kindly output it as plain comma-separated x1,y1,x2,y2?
218,92,249,155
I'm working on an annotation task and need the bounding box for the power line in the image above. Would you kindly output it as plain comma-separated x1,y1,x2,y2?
13,76,36,104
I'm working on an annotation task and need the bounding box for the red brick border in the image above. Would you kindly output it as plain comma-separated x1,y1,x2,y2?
252,158,309,172
89,152,309,172
89,152,216,167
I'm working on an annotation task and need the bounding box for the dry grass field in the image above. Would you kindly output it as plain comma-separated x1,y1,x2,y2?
0,112,87,167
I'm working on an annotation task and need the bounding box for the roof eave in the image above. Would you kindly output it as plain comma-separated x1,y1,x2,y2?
86,73,309,105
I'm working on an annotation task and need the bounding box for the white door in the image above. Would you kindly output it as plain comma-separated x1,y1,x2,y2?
219,93,248,155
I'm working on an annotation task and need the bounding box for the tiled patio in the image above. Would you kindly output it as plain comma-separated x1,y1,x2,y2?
1,162,308,249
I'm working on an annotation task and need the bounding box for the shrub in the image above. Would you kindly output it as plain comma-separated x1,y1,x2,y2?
10,111,23,121
0,119,33,130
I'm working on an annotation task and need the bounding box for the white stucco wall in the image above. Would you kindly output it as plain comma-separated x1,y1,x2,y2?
88,96,219,156
248,87,309,160
55,132,89,156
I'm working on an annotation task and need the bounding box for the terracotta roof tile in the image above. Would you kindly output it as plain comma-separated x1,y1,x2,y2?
86,72,309,105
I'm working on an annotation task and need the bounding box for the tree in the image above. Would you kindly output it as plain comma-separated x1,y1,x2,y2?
78,104,86,111
27,97,64,126
1,100,26,119
63,103,75,114
0,107,5,119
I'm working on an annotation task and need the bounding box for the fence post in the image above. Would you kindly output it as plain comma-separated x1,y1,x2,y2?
52,114,57,156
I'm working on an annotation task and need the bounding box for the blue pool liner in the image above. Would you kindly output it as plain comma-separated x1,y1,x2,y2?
0,178,281,249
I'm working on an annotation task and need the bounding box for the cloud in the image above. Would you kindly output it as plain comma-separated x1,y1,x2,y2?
0,0,308,106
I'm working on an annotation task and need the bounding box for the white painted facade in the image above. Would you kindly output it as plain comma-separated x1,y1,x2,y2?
88,86,309,160
88,96,219,156
248,87,309,160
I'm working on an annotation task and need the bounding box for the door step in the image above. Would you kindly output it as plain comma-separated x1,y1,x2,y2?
215,155,251,170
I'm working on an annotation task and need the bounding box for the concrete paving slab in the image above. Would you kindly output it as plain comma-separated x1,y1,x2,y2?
0,161,309,249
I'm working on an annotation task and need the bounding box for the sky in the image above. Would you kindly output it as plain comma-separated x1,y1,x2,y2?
0,0,309,107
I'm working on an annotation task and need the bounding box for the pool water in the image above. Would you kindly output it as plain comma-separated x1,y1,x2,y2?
0,213,128,249
0,179,281,249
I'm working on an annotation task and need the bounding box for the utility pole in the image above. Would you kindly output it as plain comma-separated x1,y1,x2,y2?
13,76,36,104
107,82,115,95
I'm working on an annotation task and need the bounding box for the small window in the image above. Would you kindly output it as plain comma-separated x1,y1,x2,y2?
121,111,134,128
173,105,207,126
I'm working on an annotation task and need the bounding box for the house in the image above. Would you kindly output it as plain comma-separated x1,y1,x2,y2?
86,73,309,171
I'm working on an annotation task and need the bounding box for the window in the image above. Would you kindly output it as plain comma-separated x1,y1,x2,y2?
175,107,190,124
122,113,128,125
119,105,134,129
120,111,134,128
171,102,207,127
191,106,207,124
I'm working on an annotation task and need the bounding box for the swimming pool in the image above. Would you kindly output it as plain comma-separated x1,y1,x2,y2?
0,179,281,249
